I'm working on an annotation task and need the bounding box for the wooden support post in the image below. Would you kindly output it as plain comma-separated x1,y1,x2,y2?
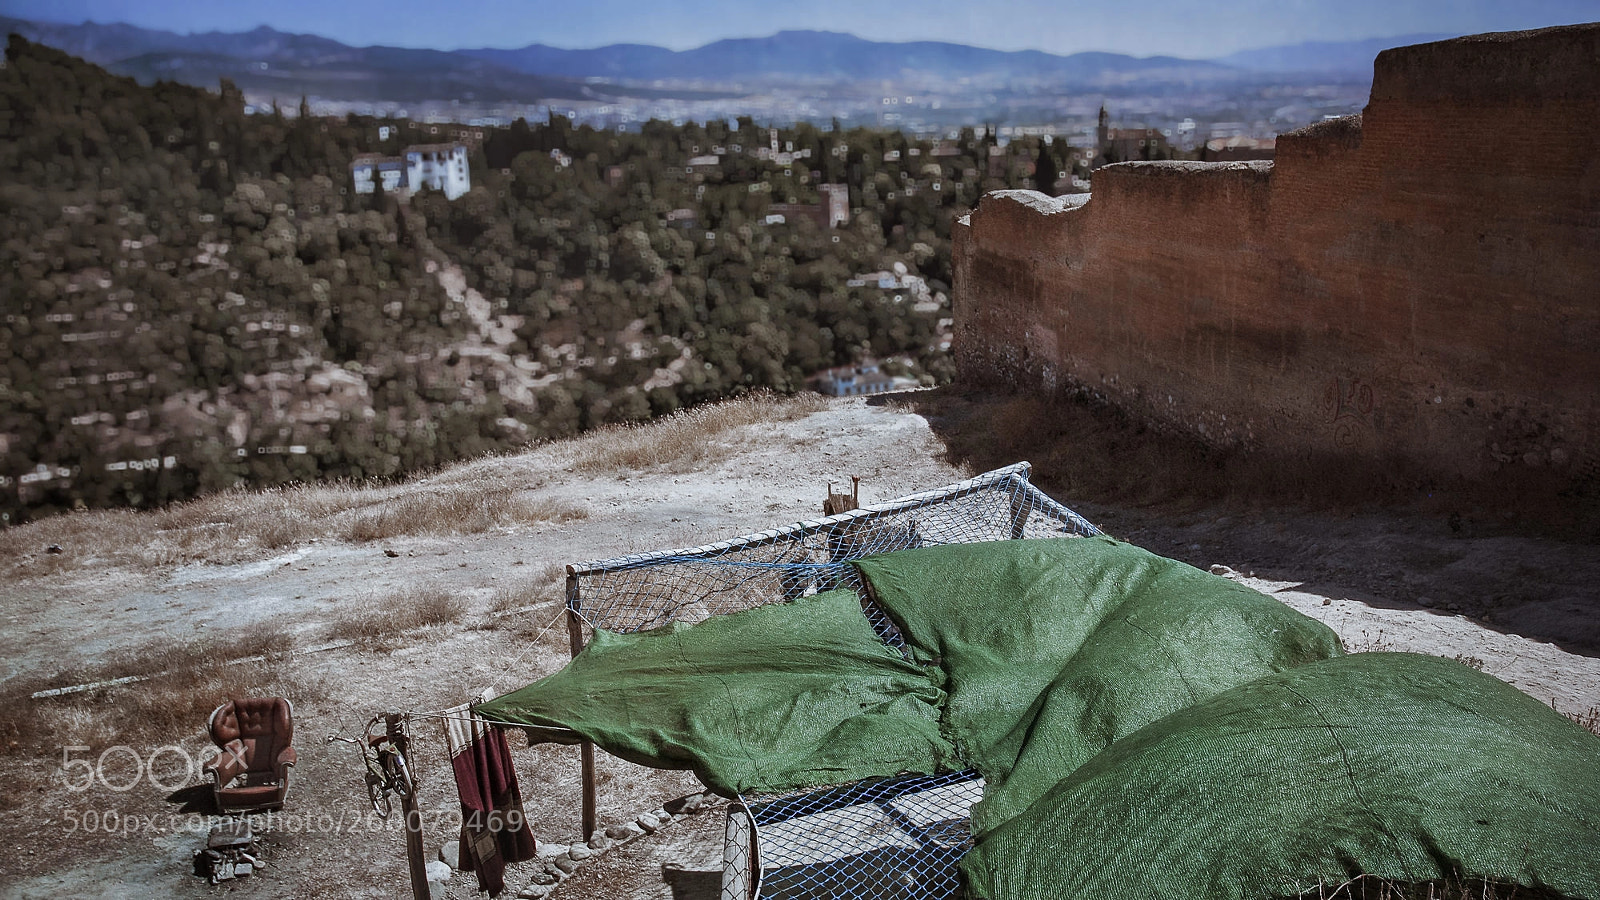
389,712,430,900
721,803,756,900
566,572,598,841
1007,476,1029,540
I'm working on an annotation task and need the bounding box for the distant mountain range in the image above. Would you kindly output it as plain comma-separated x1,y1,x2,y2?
1,15,1415,105
0,17,697,103
1216,33,1453,74
462,30,1233,84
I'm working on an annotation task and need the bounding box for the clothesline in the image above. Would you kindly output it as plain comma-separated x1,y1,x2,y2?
394,604,584,728
395,602,585,727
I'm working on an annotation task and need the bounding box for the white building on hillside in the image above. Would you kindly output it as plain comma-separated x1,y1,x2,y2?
404,143,471,200
350,154,406,194
351,143,471,200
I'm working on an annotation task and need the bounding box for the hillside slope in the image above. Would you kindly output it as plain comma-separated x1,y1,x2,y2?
1,394,1596,898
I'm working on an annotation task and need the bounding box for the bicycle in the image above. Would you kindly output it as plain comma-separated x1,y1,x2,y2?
328,714,415,818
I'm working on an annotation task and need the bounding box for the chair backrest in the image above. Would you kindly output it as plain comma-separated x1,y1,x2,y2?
208,697,293,770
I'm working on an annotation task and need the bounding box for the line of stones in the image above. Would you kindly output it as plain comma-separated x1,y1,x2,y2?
515,791,717,899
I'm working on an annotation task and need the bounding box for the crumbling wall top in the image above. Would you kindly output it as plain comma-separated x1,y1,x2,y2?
1372,22,1600,104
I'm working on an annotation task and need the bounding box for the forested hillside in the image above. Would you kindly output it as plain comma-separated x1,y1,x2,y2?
0,35,1070,524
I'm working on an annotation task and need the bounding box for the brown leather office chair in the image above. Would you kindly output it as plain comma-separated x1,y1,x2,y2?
203,697,297,813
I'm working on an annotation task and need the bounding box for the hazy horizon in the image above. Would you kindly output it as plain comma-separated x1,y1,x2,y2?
1,0,1595,57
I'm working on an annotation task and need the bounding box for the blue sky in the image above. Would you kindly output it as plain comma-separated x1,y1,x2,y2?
2,0,1596,55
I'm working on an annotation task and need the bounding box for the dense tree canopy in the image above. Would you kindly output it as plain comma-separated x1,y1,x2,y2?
0,35,1072,524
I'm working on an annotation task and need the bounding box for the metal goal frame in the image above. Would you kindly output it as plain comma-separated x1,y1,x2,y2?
553,461,1100,898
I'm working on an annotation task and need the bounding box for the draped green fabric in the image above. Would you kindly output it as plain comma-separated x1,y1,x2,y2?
475,588,954,797
853,536,1346,832
479,537,1600,897
962,653,1600,900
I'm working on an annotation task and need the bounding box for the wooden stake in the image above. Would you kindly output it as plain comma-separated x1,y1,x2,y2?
567,574,598,840
389,712,430,900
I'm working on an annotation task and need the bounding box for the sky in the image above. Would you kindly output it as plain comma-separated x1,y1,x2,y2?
1,0,1596,56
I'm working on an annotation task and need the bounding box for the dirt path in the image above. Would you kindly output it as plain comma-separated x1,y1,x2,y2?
1,394,1595,899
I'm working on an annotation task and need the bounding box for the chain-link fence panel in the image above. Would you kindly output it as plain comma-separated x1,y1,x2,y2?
563,462,1099,899
722,770,985,900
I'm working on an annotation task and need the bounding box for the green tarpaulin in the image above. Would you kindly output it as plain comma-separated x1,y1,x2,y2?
854,537,1345,831
479,537,1600,897
964,652,1600,900
477,587,955,796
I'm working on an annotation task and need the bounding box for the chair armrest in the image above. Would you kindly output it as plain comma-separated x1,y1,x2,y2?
205,739,248,785
276,746,297,770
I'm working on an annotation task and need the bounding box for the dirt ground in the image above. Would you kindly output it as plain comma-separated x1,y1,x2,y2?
1,393,1596,899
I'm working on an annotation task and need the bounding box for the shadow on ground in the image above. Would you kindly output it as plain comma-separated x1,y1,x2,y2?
883,386,1600,659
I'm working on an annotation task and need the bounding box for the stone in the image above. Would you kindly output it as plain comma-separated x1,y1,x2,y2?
518,885,555,899
605,822,645,841
384,548,400,558
527,870,557,886
636,812,662,833
566,843,595,861
426,860,452,883
535,842,568,860
438,842,460,869
1208,564,1234,577
234,863,252,878
207,819,253,850
652,808,671,822
664,793,704,816
586,833,614,851
553,856,580,874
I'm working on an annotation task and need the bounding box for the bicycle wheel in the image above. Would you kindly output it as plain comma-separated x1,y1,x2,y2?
388,751,415,800
367,771,391,818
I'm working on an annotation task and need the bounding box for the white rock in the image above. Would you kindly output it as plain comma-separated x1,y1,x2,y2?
438,842,461,870
426,860,451,883
536,842,568,860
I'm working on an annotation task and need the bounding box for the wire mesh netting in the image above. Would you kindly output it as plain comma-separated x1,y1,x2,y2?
564,462,1100,899
733,770,986,900
568,462,1100,639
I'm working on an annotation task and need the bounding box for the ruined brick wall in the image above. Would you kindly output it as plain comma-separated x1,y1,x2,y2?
954,24,1600,490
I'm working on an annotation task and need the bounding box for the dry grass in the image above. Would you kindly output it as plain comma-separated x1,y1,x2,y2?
490,561,568,616
569,390,830,475
336,486,585,543
2,392,828,579
1562,704,1600,736
321,584,466,650
1,623,320,759
2,471,582,578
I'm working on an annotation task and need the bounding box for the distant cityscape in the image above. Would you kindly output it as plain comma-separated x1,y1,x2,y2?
281,82,1357,152
2,15,1379,146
